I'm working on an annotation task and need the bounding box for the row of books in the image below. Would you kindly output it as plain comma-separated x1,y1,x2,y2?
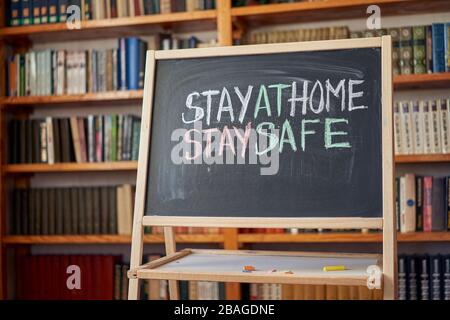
15,254,120,300
7,114,141,164
350,24,450,75
394,99,450,155
8,185,135,236
14,253,224,300
395,174,450,233
242,284,382,300
7,0,216,26
7,37,147,97
6,34,216,97
145,226,222,235
398,254,450,300
240,23,450,76
243,26,350,45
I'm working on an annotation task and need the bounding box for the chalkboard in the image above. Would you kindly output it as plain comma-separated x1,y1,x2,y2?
145,48,382,218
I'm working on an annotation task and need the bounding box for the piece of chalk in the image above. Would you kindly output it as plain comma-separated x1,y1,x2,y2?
243,265,255,271
323,265,346,272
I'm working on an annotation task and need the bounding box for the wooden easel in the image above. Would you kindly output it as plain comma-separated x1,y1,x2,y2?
128,36,397,300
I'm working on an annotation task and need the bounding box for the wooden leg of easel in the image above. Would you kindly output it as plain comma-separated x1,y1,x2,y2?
381,35,397,300
128,279,140,300
164,226,179,300
128,220,144,300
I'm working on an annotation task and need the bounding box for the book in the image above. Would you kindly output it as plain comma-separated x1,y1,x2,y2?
407,256,418,300
126,37,140,90
432,23,446,72
412,26,426,74
400,174,416,233
416,176,424,231
399,27,413,75
431,255,443,300
400,101,413,154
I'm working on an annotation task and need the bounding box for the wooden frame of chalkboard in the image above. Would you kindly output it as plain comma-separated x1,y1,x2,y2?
128,36,396,300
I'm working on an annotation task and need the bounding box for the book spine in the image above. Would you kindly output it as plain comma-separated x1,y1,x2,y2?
400,101,413,154
95,116,103,162
131,117,141,160
388,28,400,76
48,0,57,22
422,101,433,154
399,27,413,75
40,0,48,24
444,256,450,300
431,100,442,153
111,115,117,161
416,176,423,232
431,256,442,300
432,23,445,72
45,117,54,164
420,256,430,300
412,26,426,74
446,23,450,72
423,176,433,232
411,101,423,154
87,115,95,162
10,0,23,26
59,0,68,22
440,99,450,153
448,176,450,231
126,37,140,90
398,256,407,300
119,38,127,90
432,177,446,231
22,0,33,25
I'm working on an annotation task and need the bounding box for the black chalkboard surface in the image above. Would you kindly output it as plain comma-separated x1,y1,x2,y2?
145,48,382,218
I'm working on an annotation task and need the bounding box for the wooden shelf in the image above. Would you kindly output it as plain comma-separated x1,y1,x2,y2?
231,0,450,27
394,72,450,90
2,156,449,174
395,154,450,163
0,11,217,42
4,232,449,245
3,162,138,173
0,90,144,106
2,234,224,245
238,232,450,243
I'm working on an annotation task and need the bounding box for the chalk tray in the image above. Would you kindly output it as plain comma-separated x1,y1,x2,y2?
128,249,382,287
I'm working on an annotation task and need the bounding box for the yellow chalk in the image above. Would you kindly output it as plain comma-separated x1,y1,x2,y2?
323,265,346,272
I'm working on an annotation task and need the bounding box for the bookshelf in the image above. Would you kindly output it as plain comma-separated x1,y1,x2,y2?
3,234,224,244
395,154,450,163
394,72,450,90
238,232,450,244
0,90,144,106
3,231,450,245
1,0,450,301
3,162,138,173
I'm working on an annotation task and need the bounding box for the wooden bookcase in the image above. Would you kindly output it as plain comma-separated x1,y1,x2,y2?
1,0,450,300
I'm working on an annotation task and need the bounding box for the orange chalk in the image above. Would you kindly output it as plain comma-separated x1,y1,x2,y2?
243,265,256,271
